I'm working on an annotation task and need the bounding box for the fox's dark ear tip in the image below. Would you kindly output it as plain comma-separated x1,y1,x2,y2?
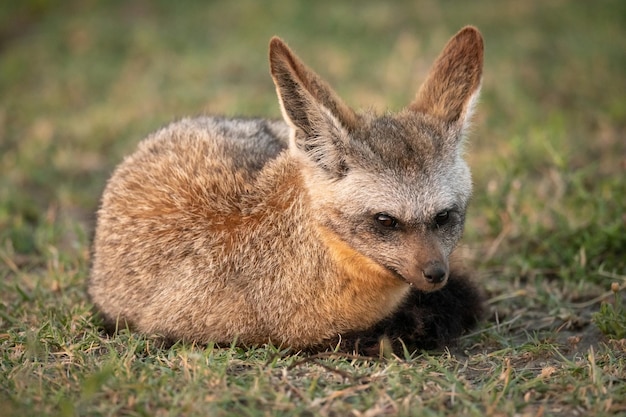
459,25,480,33
456,26,484,47
269,36,287,52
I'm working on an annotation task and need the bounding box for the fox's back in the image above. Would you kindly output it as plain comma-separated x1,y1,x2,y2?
100,117,288,229
90,117,297,338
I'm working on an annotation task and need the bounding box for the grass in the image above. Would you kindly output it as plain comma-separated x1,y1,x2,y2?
1,0,625,415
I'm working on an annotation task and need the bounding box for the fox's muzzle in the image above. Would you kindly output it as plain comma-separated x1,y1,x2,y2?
392,259,448,292
396,234,450,291
422,262,448,284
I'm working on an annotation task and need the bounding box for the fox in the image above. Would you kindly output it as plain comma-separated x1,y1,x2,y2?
88,26,485,354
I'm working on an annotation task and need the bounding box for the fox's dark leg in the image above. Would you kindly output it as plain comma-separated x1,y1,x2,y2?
337,269,485,356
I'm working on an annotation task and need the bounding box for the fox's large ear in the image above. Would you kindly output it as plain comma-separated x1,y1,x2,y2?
409,26,483,129
269,37,357,176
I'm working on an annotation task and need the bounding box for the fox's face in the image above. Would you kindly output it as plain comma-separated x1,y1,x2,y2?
303,112,472,290
269,27,483,292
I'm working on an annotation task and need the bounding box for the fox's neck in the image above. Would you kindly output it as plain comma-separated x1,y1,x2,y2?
315,224,410,322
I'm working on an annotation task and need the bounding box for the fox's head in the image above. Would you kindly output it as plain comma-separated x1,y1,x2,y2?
269,27,483,292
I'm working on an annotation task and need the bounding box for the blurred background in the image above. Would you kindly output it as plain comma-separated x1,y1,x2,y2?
1,0,624,305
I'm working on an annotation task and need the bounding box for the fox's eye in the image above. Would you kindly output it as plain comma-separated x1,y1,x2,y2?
375,213,398,229
435,210,450,226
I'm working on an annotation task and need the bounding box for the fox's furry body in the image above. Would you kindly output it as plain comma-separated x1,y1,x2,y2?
89,27,485,353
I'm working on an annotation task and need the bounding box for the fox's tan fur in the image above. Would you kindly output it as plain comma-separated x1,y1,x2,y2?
89,27,484,350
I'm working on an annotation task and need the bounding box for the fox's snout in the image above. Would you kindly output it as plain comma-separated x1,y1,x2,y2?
398,259,448,291
389,233,451,291
422,261,448,285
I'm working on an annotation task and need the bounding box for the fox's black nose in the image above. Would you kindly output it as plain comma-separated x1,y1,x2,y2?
423,264,447,284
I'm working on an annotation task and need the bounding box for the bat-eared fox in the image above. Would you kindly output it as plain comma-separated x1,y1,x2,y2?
89,26,485,355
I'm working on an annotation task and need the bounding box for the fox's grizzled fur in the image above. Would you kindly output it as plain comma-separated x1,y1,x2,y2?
89,27,485,354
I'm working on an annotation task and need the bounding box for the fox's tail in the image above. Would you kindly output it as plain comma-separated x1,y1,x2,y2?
330,270,485,356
